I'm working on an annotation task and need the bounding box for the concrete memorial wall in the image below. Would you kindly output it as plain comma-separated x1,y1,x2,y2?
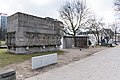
32,53,57,69
7,12,63,54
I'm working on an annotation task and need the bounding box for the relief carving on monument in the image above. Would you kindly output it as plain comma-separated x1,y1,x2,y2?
7,32,15,45
24,32,61,46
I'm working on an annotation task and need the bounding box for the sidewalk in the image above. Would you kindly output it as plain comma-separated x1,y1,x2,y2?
26,46,120,80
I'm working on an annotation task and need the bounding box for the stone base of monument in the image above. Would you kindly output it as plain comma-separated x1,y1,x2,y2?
0,69,16,80
7,46,59,54
32,53,57,69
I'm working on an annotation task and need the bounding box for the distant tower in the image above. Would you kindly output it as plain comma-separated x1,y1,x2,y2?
0,13,7,41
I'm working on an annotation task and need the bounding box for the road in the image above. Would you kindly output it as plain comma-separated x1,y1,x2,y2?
26,46,120,80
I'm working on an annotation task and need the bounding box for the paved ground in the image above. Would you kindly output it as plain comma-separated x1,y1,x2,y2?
26,46,120,80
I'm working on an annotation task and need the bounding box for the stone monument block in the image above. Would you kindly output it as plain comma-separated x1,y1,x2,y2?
7,12,63,54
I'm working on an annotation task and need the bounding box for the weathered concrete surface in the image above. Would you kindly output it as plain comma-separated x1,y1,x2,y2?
0,69,16,80
26,46,120,80
32,53,57,69
7,12,63,54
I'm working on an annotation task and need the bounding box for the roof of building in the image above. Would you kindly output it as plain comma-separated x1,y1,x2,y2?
101,28,114,35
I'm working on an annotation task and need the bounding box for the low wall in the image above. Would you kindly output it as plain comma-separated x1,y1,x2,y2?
0,69,16,80
32,53,57,69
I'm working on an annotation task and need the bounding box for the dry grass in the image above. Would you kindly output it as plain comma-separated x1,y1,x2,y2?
0,49,64,68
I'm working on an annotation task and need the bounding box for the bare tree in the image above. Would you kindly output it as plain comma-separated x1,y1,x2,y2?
59,0,90,46
114,0,120,11
114,0,120,19
110,22,120,44
113,0,120,44
87,16,104,45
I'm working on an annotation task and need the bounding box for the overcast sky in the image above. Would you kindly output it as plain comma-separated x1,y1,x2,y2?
0,0,115,24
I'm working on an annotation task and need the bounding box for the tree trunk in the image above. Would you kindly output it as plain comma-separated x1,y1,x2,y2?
97,36,99,45
115,31,117,44
73,32,77,47
73,37,77,47
97,31,99,45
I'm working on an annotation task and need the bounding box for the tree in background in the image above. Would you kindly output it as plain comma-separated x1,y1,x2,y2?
110,22,120,44
87,16,104,45
59,0,90,46
113,0,120,43
114,0,120,15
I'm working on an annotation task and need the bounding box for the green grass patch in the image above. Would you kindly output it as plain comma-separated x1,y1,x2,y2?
0,41,6,46
0,49,64,68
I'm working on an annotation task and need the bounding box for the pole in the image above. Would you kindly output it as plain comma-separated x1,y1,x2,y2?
115,30,117,44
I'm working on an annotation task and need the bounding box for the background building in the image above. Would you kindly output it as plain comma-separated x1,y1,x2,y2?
0,13,7,41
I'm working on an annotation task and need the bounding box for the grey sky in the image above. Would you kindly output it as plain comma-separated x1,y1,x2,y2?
0,0,115,24
88,0,115,24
